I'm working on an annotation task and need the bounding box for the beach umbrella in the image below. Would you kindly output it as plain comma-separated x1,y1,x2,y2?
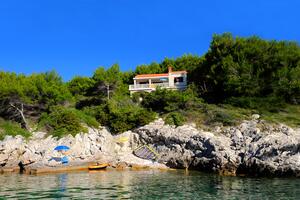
54,145,70,151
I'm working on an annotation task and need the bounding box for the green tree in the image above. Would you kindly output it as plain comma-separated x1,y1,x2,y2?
90,96,156,134
135,62,162,74
68,76,95,96
191,33,300,104
92,64,122,99
0,70,72,129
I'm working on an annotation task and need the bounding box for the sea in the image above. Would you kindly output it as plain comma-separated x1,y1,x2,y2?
0,169,299,199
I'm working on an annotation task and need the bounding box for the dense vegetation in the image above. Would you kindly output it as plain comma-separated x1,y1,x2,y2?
0,33,299,138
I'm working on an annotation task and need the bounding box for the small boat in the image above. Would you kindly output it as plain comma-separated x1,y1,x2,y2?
88,163,109,170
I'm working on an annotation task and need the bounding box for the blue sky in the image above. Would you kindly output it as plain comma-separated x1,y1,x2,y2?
0,0,299,80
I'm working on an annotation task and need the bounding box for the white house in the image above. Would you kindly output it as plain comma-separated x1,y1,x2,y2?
129,67,187,94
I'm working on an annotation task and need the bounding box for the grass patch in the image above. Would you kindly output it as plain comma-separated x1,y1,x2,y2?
165,112,186,127
260,104,300,127
198,104,251,127
183,103,300,128
0,118,31,140
178,104,251,127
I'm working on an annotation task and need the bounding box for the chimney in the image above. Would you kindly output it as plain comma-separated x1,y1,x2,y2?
168,66,172,73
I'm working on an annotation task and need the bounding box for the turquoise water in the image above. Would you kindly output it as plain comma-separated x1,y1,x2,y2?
0,170,299,199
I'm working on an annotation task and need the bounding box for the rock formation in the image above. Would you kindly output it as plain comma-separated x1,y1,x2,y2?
0,118,299,177
130,118,300,177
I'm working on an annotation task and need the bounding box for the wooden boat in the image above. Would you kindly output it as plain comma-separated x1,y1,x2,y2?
88,163,109,170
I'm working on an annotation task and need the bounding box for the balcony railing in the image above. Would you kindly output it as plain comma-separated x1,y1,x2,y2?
129,83,170,90
129,82,187,90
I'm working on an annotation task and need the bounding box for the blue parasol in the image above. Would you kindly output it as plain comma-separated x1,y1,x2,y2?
54,145,70,151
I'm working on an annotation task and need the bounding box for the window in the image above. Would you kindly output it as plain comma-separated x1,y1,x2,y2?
174,77,183,83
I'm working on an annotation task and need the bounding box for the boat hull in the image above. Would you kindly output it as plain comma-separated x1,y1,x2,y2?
88,163,108,170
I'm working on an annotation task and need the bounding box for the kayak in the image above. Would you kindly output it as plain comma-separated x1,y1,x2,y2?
88,163,109,170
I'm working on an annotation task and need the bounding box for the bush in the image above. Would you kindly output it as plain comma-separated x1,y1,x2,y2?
89,97,156,134
226,96,286,113
0,118,31,140
74,109,99,128
108,98,156,133
142,88,203,113
131,92,147,103
206,110,236,126
39,106,99,137
165,112,186,127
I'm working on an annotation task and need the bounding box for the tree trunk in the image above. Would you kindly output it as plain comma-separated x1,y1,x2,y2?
9,103,29,131
107,84,110,100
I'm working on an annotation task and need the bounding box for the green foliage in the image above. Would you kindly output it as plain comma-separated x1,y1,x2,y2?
206,109,236,126
0,70,74,133
261,104,300,127
165,112,186,127
90,64,129,99
276,65,300,104
191,33,300,104
134,55,203,76
0,70,73,113
107,97,156,133
83,104,110,126
93,64,121,85
0,118,31,140
226,96,286,113
135,62,162,74
1,32,300,136
74,110,99,128
121,71,135,85
131,92,145,103
142,87,203,112
87,96,156,134
68,76,95,96
39,106,99,137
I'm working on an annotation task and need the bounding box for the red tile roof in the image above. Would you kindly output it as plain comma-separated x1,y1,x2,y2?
134,70,187,78
172,70,187,74
135,73,168,78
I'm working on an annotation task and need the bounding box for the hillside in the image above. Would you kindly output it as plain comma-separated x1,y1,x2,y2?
0,33,300,139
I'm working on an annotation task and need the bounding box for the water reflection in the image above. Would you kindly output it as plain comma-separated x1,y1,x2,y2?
0,170,299,199
58,173,67,193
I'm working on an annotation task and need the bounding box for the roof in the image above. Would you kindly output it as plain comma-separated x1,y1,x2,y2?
135,73,168,78
134,70,187,79
172,70,187,74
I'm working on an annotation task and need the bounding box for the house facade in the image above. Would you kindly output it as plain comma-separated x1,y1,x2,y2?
129,67,187,94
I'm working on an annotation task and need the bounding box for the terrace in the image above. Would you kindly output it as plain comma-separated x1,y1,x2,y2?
129,67,187,94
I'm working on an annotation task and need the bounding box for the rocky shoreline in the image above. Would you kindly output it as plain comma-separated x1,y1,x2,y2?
1,117,300,177
134,118,300,177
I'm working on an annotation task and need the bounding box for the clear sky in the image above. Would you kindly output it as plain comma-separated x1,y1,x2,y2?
0,0,299,80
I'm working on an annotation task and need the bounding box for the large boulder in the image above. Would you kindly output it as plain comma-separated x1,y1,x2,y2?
0,127,118,169
131,119,300,177
132,124,239,175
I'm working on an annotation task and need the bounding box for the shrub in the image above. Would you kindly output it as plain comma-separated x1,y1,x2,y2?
74,109,99,128
108,98,156,133
142,88,204,113
39,106,99,137
206,110,236,126
165,112,186,127
89,97,156,134
131,92,147,103
226,96,286,113
0,118,31,140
